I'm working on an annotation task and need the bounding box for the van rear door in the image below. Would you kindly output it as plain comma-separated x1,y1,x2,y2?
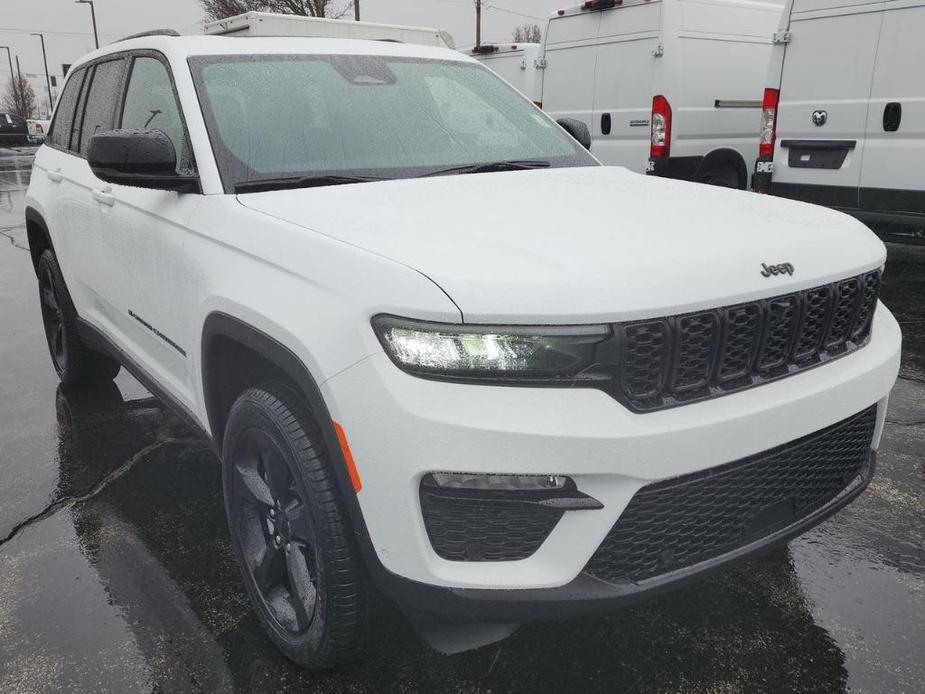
592,0,661,170
860,0,925,222
772,0,885,210
540,10,602,134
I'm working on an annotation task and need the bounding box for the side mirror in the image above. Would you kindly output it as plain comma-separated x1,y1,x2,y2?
88,129,200,193
556,118,592,151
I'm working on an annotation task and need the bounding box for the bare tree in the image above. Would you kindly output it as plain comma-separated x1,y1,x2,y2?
512,23,542,44
2,75,36,119
200,0,353,21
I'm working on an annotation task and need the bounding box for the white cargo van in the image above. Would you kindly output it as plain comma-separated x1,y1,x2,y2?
470,43,542,105
539,0,783,187
752,0,925,242
204,12,455,49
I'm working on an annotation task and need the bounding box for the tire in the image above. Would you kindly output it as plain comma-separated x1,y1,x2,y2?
36,249,121,385
222,381,368,670
697,162,742,189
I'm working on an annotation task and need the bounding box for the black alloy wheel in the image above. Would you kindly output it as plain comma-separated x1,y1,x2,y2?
222,382,367,669
38,259,67,373
229,426,320,634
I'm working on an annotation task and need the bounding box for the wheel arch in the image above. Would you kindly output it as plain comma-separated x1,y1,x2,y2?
25,206,55,276
200,312,372,542
696,148,749,190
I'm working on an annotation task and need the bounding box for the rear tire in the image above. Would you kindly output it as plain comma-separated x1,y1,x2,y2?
36,250,121,385
222,381,368,670
697,161,742,189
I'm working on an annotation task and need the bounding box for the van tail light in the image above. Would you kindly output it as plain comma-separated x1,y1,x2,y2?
759,88,779,159
650,95,671,159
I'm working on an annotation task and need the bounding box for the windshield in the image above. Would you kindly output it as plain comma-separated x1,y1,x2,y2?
188,54,596,192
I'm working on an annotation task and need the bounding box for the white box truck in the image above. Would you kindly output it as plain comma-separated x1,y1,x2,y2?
470,43,543,105
538,0,783,188
752,0,925,243
204,12,455,49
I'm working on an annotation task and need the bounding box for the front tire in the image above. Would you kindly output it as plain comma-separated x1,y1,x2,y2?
222,382,368,670
36,249,121,385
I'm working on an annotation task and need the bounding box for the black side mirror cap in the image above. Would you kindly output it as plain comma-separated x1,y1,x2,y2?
556,118,593,151
88,129,200,193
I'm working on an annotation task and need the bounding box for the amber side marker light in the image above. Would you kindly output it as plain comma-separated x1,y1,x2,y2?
333,421,362,493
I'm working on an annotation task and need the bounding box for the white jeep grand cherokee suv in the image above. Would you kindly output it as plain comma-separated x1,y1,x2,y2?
25,33,901,668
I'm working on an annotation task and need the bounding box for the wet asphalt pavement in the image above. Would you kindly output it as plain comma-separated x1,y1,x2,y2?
0,148,923,693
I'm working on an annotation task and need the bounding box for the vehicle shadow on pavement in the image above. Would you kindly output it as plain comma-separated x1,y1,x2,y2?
49,385,851,694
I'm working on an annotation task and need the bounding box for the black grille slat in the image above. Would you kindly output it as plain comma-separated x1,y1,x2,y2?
584,406,877,584
825,278,862,352
616,271,880,412
621,322,670,401
793,286,833,362
758,295,799,372
671,312,718,392
851,272,880,340
717,303,762,382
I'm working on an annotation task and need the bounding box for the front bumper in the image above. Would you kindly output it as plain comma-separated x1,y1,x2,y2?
322,305,900,613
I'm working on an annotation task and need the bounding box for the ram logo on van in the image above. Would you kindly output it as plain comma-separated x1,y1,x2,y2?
761,262,795,277
811,110,828,127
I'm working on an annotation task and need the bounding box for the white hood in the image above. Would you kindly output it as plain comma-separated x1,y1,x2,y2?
239,166,886,324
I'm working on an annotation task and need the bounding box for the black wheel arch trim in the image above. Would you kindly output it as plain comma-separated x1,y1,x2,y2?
25,206,57,276
200,312,374,548
696,148,748,189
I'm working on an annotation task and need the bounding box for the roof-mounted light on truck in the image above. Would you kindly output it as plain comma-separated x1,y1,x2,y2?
759,88,779,159
581,0,621,10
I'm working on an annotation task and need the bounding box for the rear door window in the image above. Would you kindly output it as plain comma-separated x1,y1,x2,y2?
77,58,127,156
47,67,86,150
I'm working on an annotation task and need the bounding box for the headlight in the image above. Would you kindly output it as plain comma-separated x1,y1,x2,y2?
372,315,611,383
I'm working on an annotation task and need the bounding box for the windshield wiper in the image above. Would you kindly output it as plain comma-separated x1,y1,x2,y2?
234,174,383,194
421,160,552,177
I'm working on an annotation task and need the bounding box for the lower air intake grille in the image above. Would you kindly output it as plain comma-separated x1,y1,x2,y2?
420,485,563,561
584,406,877,584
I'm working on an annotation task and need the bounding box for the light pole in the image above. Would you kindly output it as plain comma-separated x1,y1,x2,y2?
75,0,100,50
354,0,360,21
32,34,53,116
0,46,16,104
475,0,482,48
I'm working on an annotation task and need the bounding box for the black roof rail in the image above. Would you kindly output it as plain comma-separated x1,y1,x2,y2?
115,29,181,43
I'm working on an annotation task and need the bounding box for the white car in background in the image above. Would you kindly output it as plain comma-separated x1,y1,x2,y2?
25,32,900,669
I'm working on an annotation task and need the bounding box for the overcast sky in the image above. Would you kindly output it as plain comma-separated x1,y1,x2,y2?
1,0,566,110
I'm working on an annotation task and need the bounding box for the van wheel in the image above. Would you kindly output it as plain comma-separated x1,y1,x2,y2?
698,162,742,189
222,382,368,670
36,250,121,385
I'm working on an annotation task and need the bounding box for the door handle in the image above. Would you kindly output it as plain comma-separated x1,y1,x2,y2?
92,187,116,207
46,169,63,183
883,102,902,132
601,112,612,136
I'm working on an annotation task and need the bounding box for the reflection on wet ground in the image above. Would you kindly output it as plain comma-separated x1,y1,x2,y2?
0,152,922,693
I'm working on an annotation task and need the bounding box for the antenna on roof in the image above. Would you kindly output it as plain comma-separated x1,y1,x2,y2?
115,29,180,43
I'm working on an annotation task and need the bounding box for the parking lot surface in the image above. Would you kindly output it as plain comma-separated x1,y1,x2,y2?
1,150,923,693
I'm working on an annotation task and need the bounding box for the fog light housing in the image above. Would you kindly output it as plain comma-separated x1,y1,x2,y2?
429,472,568,491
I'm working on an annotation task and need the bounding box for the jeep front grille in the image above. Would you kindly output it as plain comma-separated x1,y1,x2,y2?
615,270,880,412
